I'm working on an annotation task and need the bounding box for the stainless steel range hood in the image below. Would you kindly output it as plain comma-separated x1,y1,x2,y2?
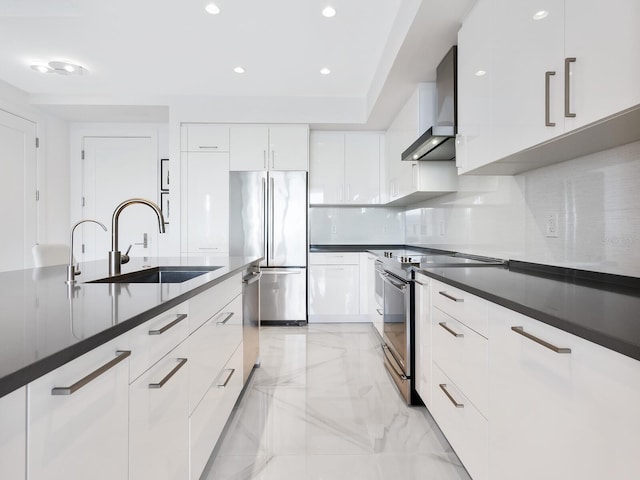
402,46,457,162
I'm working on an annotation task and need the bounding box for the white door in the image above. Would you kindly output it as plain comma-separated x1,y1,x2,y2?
309,131,344,204
0,109,37,271
229,125,269,171
82,137,158,262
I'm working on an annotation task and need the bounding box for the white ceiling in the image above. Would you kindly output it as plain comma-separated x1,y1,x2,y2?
0,0,474,127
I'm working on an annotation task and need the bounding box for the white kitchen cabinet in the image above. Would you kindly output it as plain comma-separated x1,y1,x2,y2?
182,124,230,152
229,124,308,171
361,253,383,336
28,336,131,480
190,343,244,480
414,273,431,409
184,152,229,255
385,84,457,205
308,253,360,321
488,304,640,480
129,343,189,480
0,387,26,480
309,131,382,205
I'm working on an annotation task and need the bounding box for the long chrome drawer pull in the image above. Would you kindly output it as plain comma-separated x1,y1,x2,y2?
243,272,262,285
376,308,383,316
52,350,131,395
382,344,408,380
564,57,577,118
439,322,464,338
511,326,571,354
198,145,219,149
148,313,188,335
438,291,464,302
545,71,556,126
439,384,464,408
149,358,188,389
216,312,234,325
216,368,235,388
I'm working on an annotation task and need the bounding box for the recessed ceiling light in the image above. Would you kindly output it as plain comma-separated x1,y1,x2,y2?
322,6,336,17
234,66,245,74
475,70,487,76
532,10,548,20
205,2,220,14
320,68,331,75
30,60,86,75
31,64,52,74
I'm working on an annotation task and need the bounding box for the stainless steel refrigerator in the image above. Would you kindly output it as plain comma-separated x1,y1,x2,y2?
230,171,307,324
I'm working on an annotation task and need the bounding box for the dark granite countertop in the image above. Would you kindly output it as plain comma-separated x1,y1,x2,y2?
415,261,640,362
310,244,405,253
0,255,261,398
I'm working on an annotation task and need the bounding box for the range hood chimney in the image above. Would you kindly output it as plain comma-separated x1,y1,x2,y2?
401,46,457,162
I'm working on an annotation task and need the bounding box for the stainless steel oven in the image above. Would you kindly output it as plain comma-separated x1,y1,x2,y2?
381,270,411,404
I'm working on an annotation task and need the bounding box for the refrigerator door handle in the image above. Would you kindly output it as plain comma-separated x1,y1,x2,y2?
262,176,267,260
261,269,302,275
269,176,275,261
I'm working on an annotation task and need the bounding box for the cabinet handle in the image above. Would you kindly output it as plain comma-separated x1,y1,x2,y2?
439,322,464,338
438,291,464,302
347,184,351,201
545,71,556,126
216,368,235,388
198,247,219,250
243,271,262,285
263,150,267,169
216,312,234,325
51,350,131,395
339,186,343,202
382,344,408,380
198,146,219,149
271,150,275,169
376,308,383,316
412,163,417,189
564,57,577,118
511,326,571,354
148,358,188,389
439,384,464,408
148,313,187,335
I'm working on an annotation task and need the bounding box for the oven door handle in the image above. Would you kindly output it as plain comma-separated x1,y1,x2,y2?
382,272,407,291
382,344,408,380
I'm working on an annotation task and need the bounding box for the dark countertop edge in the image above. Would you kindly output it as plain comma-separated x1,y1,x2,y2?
0,258,261,399
416,267,640,362
310,244,406,253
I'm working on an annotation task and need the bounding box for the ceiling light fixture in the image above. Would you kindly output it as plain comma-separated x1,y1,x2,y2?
205,2,220,14
322,6,336,17
320,67,331,75
234,66,245,74
475,70,487,76
532,10,548,20
30,60,87,75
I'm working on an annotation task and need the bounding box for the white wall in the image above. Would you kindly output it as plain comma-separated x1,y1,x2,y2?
405,140,640,277
309,207,405,245
0,79,70,245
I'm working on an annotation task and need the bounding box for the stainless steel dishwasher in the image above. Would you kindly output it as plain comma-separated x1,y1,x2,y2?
242,269,261,383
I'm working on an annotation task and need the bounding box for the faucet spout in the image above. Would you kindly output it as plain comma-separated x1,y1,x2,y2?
67,219,107,284
109,198,166,276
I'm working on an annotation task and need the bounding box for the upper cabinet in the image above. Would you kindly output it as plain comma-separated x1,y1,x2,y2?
182,124,230,152
309,131,382,205
457,0,640,174
229,125,309,171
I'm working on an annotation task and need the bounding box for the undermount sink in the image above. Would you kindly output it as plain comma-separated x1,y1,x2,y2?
87,266,221,284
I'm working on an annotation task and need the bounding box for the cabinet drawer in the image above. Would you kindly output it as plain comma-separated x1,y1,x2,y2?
189,274,242,333
432,307,488,416
183,124,230,152
432,279,488,337
189,343,243,480
187,294,243,414
129,302,189,382
432,363,488,480
309,252,361,265
0,387,25,480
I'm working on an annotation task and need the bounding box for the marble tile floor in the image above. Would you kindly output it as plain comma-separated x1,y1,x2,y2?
203,323,471,480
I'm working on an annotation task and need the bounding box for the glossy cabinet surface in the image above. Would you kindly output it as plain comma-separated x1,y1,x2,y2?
229,124,308,171
28,336,131,480
229,125,270,171
414,273,431,408
183,124,230,152
268,125,309,171
0,387,26,479
309,264,360,316
309,132,345,204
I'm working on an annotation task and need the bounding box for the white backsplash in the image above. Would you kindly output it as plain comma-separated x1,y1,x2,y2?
309,207,405,245
405,140,640,277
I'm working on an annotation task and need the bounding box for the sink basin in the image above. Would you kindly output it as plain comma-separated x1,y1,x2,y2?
87,266,221,284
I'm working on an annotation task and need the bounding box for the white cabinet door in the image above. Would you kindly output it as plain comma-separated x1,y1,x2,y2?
456,0,495,173
564,0,640,132
28,338,130,480
0,387,26,479
185,152,229,255
308,257,360,317
414,274,431,409
129,344,189,480
268,125,309,171
229,125,269,171
309,131,345,204
491,0,565,161
489,304,640,480
344,133,380,204
183,124,230,152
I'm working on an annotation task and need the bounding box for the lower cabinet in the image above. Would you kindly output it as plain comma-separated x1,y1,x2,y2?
0,387,26,479
414,273,431,409
129,343,189,480
309,253,361,321
28,337,131,480
190,343,244,480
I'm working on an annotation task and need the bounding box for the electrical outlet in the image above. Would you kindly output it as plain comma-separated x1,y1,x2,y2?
331,224,337,234
439,220,445,236
383,224,389,233
544,213,559,238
